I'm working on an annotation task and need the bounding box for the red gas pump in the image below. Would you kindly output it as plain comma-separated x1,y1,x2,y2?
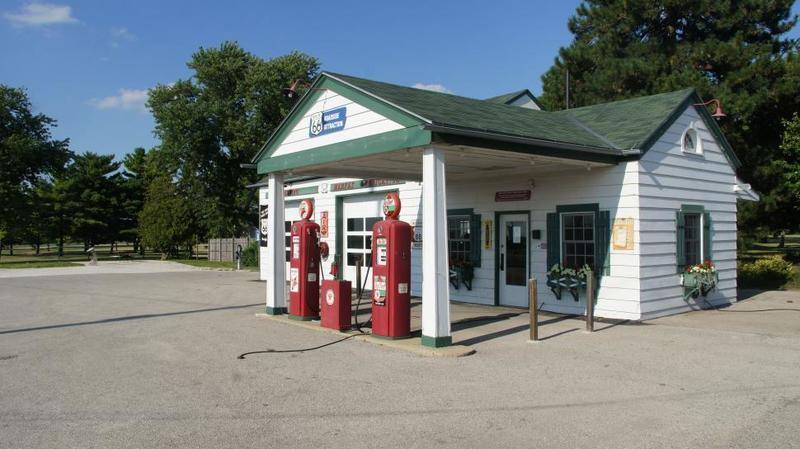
320,279,352,331
371,192,412,339
289,199,320,320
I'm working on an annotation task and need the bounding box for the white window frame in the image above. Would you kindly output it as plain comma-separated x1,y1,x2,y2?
559,211,596,270
681,123,703,155
682,212,705,266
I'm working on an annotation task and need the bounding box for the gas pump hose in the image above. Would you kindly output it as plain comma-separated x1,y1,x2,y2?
237,264,371,360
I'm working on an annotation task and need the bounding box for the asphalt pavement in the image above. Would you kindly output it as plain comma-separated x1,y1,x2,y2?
1,264,799,448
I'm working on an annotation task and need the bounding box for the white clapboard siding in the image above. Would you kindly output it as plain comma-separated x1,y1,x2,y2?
636,106,738,319
271,89,405,157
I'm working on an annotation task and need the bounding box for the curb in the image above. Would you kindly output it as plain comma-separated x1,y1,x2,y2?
255,313,475,358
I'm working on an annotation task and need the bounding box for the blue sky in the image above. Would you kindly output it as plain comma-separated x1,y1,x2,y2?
1,1,798,160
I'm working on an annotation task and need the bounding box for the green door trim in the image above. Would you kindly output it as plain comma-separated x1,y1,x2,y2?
493,210,531,307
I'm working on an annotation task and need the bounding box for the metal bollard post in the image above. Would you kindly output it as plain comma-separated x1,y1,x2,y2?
529,278,538,341
355,259,362,298
586,270,595,333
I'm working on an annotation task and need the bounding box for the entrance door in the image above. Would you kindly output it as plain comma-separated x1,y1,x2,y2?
498,214,528,307
342,194,384,291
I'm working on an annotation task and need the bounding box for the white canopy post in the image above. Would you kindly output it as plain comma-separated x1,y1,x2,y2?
421,147,452,347
265,172,286,315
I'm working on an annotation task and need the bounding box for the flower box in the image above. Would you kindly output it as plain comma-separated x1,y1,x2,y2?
681,261,718,300
449,262,474,290
546,264,591,302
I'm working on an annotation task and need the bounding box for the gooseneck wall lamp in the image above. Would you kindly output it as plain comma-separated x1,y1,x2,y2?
282,79,325,100
693,98,726,120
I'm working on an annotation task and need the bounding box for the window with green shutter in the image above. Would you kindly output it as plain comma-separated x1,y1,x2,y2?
447,209,481,267
676,205,712,272
546,204,610,276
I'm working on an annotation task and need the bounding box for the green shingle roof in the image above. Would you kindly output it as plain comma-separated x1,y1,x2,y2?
257,71,738,168
553,88,695,151
327,72,612,150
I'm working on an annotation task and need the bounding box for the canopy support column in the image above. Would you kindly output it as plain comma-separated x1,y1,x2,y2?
421,147,452,347
265,172,286,315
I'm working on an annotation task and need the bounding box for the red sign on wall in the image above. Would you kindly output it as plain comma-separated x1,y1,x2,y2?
495,190,531,202
320,211,329,237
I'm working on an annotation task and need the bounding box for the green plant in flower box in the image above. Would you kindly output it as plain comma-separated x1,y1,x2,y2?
449,260,474,290
682,260,718,300
547,263,592,301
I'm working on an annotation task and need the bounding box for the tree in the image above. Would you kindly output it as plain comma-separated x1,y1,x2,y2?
119,147,149,253
774,113,800,227
0,84,71,253
51,152,123,250
148,42,319,239
138,175,191,257
539,1,799,232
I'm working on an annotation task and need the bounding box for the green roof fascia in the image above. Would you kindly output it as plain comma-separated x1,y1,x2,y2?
252,74,425,165
257,126,431,174
631,89,741,169
430,129,622,165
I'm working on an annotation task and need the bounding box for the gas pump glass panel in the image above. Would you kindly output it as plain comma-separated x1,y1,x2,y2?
498,214,528,307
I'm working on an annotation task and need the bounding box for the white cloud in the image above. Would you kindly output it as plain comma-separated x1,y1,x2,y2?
88,89,148,112
109,26,135,47
412,83,452,94
3,3,78,26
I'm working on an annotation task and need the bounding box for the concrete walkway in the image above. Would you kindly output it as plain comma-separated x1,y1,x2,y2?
0,260,203,278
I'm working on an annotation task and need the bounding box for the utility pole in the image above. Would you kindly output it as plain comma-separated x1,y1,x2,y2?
565,69,570,110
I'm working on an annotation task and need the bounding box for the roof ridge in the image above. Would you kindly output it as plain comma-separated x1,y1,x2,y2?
322,71,492,104
555,87,696,113
485,88,529,101
323,71,547,114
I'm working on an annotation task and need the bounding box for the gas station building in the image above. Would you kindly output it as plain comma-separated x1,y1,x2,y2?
252,72,758,348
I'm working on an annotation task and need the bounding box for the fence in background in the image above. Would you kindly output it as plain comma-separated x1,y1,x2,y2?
207,238,252,262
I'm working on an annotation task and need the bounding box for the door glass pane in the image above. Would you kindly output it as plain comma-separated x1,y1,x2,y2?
347,235,364,249
346,253,363,266
505,221,526,286
347,218,363,232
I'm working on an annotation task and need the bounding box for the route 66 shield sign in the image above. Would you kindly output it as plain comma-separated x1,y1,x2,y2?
309,112,323,136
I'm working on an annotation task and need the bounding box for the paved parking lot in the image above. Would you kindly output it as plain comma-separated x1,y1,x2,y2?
1,264,799,449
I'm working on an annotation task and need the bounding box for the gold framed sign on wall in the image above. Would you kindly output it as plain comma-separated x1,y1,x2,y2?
612,218,634,250
483,219,493,249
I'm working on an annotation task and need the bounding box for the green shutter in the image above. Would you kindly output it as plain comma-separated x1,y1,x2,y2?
676,210,685,272
596,210,611,276
703,211,712,262
470,213,481,267
546,212,560,269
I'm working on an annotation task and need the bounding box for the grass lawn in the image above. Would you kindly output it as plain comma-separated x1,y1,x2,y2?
0,260,83,269
0,242,209,269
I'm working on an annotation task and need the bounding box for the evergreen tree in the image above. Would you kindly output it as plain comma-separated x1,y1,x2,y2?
52,152,123,250
539,0,799,231
120,147,149,253
138,175,191,258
